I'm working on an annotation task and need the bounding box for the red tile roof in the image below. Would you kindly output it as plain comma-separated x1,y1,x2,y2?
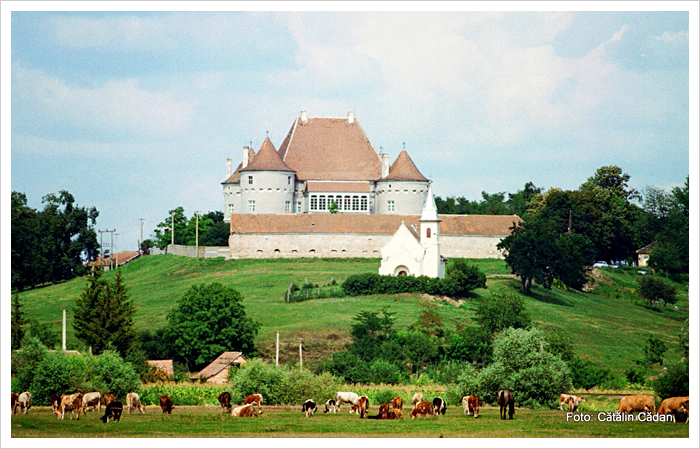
230,214,521,236
242,137,294,172
223,147,256,184
278,116,382,181
380,149,429,182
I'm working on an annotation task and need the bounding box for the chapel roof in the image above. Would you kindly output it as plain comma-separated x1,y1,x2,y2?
277,115,382,181
380,149,429,182
242,137,295,172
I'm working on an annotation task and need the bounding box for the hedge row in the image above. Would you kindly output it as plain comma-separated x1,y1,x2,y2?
342,273,461,297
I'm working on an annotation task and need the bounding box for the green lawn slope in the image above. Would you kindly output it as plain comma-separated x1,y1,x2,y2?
16,255,688,375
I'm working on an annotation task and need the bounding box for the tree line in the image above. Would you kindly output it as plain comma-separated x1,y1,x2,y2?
150,207,230,250
436,166,689,293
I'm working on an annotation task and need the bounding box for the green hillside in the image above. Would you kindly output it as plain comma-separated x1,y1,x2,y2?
16,255,688,375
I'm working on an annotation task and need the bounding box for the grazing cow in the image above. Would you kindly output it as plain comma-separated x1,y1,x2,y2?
18,392,32,415
617,395,655,414
462,395,479,418
11,393,19,415
324,399,337,413
100,400,123,423
82,392,102,413
368,403,403,420
335,392,361,413
559,393,572,411
357,396,369,419
244,394,263,408
159,395,174,414
410,401,434,419
218,392,232,413
498,389,515,420
566,395,585,413
232,403,262,417
103,393,117,407
54,393,82,420
391,396,403,410
377,403,391,419
432,397,446,416
349,404,359,415
126,392,146,414
657,396,690,423
412,393,424,405
301,399,317,418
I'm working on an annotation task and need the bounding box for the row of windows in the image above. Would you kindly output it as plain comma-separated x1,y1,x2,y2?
247,175,295,185
310,194,369,212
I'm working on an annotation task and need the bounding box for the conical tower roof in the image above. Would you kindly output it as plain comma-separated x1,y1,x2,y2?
222,147,257,184
420,184,440,222
242,137,295,172
380,149,429,182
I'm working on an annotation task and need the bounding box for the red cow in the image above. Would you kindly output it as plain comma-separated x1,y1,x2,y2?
391,396,403,410
410,401,433,419
11,393,19,415
462,395,479,418
232,403,262,417
218,392,232,413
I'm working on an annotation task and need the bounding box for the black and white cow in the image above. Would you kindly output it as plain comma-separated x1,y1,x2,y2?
301,399,317,418
432,397,447,416
324,399,337,413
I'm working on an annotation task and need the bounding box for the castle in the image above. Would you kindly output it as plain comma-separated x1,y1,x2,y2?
222,112,521,262
222,111,430,218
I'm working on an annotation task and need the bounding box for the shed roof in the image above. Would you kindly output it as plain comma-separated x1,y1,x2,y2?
147,359,174,377
189,352,247,381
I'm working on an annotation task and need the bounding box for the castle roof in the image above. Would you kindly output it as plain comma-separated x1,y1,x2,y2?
229,213,521,236
380,149,429,182
223,147,256,184
242,137,294,172
278,115,382,181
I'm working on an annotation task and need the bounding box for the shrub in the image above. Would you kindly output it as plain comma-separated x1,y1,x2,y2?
341,269,485,298
369,360,402,385
372,389,400,405
653,359,689,399
638,276,677,308
318,351,373,384
13,336,49,392
229,358,342,405
445,259,487,297
443,326,493,368
475,291,531,337
140,383,223,406
568,356,614,390
89,350,141,399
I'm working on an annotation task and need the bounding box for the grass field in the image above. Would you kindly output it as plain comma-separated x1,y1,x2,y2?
8,403,690,439
16,255,689,373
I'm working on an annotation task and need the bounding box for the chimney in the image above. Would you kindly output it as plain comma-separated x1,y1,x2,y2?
226,158,232,178
380,153,389,178
301,111,307,123
348,111,355,124
242,146,250,169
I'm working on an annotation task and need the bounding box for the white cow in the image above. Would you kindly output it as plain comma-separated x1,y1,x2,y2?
18,392,32,415
126,392,146,414
335,392,361,413
412,392,424,405
82,392,102,413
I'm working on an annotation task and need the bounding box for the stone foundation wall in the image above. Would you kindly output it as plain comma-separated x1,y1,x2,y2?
228,233,506,259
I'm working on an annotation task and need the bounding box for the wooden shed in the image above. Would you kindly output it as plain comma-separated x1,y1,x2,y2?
146,359,174,378
190,352,247,384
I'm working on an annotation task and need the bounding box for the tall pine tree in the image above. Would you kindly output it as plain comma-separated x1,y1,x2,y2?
73,267,136,356
11,292,26,350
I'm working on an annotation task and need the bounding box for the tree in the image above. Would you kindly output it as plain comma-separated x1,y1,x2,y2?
579,165,640,202
475,291,531,337
11,292,26,350
153,207,187,249
11,191,43,291
552,233,596,290
73,267,137,356
163,282,260,371
648,177,689,275
445,259,487,297
140,239,154,255
638,276,677,308
497,220,558,293
39,190,100,285
347,307,397,362
414,301,444,337
328,201,340,214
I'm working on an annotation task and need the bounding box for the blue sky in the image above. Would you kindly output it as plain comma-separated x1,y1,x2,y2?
4,3,696,251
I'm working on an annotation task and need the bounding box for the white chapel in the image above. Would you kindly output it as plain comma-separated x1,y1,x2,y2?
378,185,446,278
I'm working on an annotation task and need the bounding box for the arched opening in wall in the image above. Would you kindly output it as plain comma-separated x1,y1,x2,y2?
394,265,410,276
256,250,263,253
372,250,380,255
309,249,316,254
341,249,346,253
291,249,298,254
331,250,337,253
274,249,281,254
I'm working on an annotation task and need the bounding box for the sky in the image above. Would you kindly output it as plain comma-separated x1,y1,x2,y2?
4,2,697,252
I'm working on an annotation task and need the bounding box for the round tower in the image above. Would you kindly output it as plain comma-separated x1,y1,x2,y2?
239,137,296,214
375,148,430,215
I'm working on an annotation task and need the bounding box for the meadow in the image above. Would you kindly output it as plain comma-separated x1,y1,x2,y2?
16,255,689,374
8,403,690,439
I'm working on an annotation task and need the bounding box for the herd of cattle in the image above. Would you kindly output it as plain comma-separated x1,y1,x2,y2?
10,389,689,423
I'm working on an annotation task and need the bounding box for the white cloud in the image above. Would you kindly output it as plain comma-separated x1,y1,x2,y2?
12,62,194,137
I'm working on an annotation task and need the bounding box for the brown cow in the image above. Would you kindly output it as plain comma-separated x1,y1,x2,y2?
410,401,434,419
617,395,655,414
103,393,117,407
377,403,391,419
50,394,62,412
54,393,82,420
11,393,19,415
244,394,263,407
462,395,479,418
498,389,514,420
126,392,146,414
566,395,585,413
391,396,403,410
232,403,262,417
18,392,32,415
159,395,174,414
657,396,689,423
388,408,403,419
218,392,232,413
358,395,369,418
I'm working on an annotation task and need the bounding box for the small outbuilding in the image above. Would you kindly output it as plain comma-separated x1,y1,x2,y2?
636,243,656,267
189,352,248,384
147,359,174,378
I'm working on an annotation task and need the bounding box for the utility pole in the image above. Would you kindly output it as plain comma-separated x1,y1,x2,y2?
195,211,200,249
115,233,120,268
171,210,175,246
139,218,145,253
110,230,114,270
299,338,303,371
276,331,280,367
98,229,116,269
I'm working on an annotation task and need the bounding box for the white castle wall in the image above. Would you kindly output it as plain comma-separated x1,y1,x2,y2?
375,180,429,215
227,233,506,259
239,170,296,214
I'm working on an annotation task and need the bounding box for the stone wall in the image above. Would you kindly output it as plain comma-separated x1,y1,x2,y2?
228,233,506,260
150,244,229,259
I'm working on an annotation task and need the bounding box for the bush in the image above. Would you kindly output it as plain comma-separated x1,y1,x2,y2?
653,359,689,399
230,358,341,405
443,326,493,368
475,291,531,337
369,360,402,385
372,389,400,405
638,276,677,308
141,383,223,406
445,259,487,297
341,269,486,298
318,351,373,384
568,356,614,390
